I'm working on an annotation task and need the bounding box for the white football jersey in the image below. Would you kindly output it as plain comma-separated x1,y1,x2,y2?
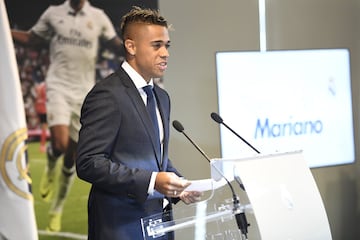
32,0,117,102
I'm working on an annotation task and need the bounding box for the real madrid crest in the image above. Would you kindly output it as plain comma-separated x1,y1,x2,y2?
0,128,33,201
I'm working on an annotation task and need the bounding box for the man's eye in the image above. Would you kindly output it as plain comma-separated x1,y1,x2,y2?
152,42,170,49
153,43,161,49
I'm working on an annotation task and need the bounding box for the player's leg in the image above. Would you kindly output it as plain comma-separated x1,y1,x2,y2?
40,89,72,203
46,104,82,232
40,124,69,202
47,138,77,232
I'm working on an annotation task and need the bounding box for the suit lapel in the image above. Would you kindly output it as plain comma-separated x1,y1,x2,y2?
119,70,162,170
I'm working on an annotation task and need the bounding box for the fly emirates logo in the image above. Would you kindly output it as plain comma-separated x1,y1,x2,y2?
56,34,92,48
254,117,323,138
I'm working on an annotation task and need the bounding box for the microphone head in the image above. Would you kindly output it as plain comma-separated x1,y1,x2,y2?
210,112,223,124
172,120,184,132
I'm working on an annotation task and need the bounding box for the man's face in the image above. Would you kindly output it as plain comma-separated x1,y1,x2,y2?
125,24,170,82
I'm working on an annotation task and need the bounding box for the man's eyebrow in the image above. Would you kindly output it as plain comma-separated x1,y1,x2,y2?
151,40,171,44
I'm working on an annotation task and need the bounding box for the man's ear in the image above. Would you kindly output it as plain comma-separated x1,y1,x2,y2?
124,39,135,56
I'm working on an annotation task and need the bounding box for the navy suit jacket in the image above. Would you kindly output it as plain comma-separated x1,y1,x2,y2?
76,66,180,240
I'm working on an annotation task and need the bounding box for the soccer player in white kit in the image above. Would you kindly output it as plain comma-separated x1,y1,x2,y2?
12,0,123,232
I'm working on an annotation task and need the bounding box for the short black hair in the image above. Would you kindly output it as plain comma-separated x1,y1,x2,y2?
120,6,168,41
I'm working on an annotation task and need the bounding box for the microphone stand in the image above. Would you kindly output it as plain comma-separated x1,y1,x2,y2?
211,161,249,240
210,113,260,238
172,120,250,239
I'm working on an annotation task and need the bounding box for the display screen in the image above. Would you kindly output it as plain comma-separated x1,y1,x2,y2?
215,49,354,168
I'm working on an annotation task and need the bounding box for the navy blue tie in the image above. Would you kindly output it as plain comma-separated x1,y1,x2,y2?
143,86,161,155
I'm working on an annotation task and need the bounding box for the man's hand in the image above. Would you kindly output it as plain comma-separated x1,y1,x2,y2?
155,172,190,197
179,191,203,204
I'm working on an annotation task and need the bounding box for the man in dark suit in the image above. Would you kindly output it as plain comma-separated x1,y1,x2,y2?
76,6,201,239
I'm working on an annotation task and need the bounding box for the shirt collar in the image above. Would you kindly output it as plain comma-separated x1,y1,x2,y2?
121,61,154,89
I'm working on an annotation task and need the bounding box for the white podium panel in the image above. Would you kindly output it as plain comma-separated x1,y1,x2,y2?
212,151,332,240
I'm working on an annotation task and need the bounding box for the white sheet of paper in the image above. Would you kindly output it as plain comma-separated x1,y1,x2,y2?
185,178,227,192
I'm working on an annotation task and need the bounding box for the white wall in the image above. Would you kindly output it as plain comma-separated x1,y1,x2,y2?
159,0,360,239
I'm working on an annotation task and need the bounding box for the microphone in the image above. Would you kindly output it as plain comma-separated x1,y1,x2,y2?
210,112,260,154
172,120,211,163
172,120,249,238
